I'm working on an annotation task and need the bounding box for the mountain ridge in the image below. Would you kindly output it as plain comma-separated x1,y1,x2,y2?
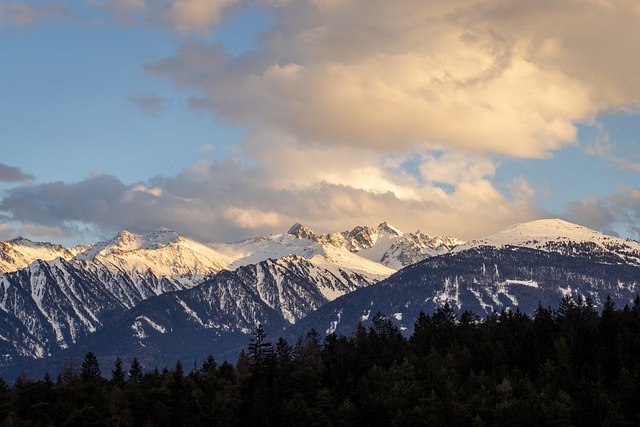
2,218,640,379
0,222,454,367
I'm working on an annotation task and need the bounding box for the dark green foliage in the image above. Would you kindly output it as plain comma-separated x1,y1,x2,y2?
80,352,101,383
111,357,126,385
3,296,640,425
128,357,143,383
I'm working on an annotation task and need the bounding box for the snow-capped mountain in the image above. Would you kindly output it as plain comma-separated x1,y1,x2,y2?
7,218,639,379
287,222,462,269
45,255,375,371
290,219,640,339
453,218,640,265
0,223,427,368
208,230,395,281
0,238,81,274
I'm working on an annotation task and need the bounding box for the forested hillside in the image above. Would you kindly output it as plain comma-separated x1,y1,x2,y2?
2,296,640,426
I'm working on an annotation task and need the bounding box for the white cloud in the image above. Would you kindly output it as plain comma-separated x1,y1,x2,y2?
145,0,639,158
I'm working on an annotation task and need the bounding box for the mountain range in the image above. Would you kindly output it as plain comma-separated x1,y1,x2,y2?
1,219,639,378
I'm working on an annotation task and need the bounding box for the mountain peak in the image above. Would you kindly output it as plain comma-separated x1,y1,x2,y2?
288,223,317,241
377,222,403,236
8,236,35,246
144,227,181,246
112,230,139,247
453,218,640,263
494,218,606,243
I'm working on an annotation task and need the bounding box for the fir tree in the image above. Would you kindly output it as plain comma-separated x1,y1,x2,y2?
80,352,101,382
128,357,143,383
111,357,126,385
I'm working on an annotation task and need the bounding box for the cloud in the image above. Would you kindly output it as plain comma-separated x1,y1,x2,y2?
0,140,542,243
0,2,71,26
584,123,640,172
164,0,240,34
90,0,239,33
0,223,14,241
199,144,214,153
567,198,617,234
564,186,640,239
0,163,34,182
129,92,170,115
143,0,640,158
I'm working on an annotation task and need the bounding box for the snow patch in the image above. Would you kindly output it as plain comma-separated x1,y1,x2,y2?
326,309,343,335
503,279,539,288
131,316,167,339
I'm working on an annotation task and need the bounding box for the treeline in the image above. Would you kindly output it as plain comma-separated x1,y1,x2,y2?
2,295,640,426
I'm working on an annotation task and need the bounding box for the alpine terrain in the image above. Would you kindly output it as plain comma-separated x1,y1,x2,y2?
0,222,458,376
295,219,640,338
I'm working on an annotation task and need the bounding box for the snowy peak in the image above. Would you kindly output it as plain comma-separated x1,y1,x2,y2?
145,227,182,248
288,223,317,241
453,218,640,265
287,222,404,250
76,228,186,259
109,228,181,251
284,222,462,268
0,238,78,274
377,222,403,237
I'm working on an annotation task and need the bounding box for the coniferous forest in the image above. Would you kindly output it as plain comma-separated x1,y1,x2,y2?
2,296,640,426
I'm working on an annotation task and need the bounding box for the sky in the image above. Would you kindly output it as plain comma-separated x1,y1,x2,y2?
1,0,639,246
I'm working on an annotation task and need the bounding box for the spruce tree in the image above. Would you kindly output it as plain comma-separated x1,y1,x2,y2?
111,357,126,385
128,357,143,383
80,352,101,382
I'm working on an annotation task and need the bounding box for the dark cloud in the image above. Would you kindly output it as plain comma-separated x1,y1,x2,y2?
0,163,34,182
567,199,616,233
565,186,640,240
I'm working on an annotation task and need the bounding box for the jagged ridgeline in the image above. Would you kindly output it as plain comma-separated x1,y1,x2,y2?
2,219,640,379
0,222,459,376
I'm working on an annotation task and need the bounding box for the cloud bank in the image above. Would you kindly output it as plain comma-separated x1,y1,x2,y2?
3,0,640,243
0,145,540,243
146,0,640,157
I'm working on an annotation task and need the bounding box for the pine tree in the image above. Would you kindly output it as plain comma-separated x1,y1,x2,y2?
111,357,126,385
80,352,101,382
247,324,274,367
128,357,143,383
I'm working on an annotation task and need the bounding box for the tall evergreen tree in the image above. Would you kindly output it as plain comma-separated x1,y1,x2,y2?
80,352,101,382
128,357,143,383
247,324,274,367
111,357,126,385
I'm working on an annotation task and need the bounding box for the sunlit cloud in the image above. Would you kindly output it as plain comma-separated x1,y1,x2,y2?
90,0,239,33
0,137,542,243
145,0,640,159
3,0,639,244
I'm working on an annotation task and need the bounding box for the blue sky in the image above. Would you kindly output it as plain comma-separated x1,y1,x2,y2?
1,0,639,245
